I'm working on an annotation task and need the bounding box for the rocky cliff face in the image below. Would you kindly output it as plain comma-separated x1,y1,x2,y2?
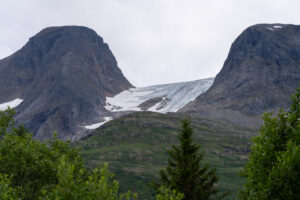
0,26,132,141
182,24,300,125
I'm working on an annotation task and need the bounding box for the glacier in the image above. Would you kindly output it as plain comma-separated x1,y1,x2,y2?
0,98,23,111
105,78,214,113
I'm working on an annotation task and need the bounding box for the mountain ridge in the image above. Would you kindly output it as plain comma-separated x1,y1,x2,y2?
1,23,300,140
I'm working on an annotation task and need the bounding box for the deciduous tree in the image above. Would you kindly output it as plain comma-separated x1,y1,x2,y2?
240,88,300,199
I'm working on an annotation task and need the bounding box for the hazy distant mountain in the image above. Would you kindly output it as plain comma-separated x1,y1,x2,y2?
182,24,300,126
0,26,132,141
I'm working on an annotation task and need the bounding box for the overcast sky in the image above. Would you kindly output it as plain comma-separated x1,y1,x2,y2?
0,0,300,86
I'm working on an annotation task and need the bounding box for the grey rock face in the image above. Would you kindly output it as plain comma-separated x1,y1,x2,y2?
182,24,300,124
0,26,132,141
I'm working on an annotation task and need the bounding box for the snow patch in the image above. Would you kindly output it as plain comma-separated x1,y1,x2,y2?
267,26,282,31
84,117,112,130
105,78,214,113
0,98,23,111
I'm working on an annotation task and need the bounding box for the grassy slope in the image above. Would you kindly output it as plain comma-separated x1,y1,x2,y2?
77,112,257,199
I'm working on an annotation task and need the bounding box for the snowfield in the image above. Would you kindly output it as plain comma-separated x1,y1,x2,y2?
84,117,113,130
0,98,23,111
105,78,214,113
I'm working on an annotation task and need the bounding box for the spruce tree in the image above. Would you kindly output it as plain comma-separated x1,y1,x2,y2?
156,119,224,200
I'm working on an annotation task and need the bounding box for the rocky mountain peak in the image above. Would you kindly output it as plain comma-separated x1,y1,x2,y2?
0,26,132,141
182,23,300,125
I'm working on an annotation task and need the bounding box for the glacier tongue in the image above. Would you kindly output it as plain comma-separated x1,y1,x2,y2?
105,78,214,113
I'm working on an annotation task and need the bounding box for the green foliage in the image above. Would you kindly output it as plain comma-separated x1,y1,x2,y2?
0,129,83,199
0,174,19,200
0,107,16,136
155,119,226,200
240,88,300,199
40,160,137,200
155,186,184,200
0,109,198,200
79,112,252,200
0,108,136,200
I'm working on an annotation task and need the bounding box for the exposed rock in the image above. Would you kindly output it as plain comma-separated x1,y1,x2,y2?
0,26,132,141
138,97,164,111
182,24,300,126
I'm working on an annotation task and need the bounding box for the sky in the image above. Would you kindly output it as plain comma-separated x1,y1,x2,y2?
0,0,300,87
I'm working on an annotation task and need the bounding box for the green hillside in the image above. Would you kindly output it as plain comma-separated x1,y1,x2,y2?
77,112,257,199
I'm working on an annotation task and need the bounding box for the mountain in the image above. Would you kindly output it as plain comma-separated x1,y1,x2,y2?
182,24,300,125
2,23,300,140
0,26,132,141
0,25,215,140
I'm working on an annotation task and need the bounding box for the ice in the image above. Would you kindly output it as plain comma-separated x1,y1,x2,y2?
273,25,282,29
84,117,113,129
267,27,274,31
105,78,214,113
105,90,153,112
0,98,23,111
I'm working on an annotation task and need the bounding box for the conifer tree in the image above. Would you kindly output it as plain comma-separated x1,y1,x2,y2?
156,119,225,200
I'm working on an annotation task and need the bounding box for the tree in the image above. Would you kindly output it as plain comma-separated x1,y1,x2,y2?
0,174,19,200
154,119,225,200
0,107,16,136
155,186,184,200
39,161,137,200
0,108,136,200
240,88,300,200
0,108,184,200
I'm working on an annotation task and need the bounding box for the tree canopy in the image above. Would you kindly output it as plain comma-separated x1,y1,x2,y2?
0,107,183,200
240,88,300,199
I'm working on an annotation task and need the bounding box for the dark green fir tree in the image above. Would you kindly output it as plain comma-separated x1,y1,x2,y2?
155,119,226,200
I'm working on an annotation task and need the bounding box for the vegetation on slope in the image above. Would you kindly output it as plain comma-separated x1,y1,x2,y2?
78,112,256,199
